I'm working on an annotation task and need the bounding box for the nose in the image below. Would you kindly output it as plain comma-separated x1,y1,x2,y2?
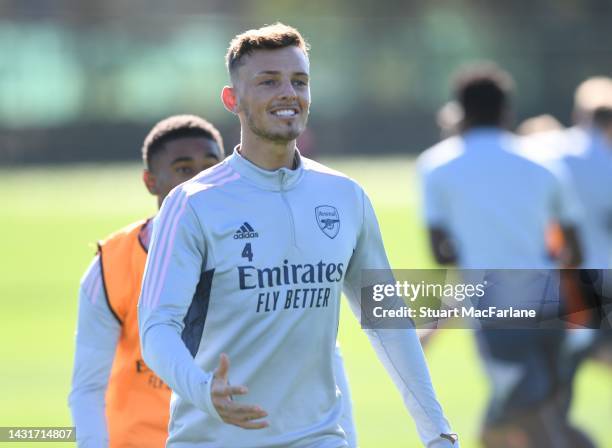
278,79,297,100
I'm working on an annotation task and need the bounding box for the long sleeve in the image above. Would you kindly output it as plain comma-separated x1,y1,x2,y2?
547,158,582,227
343,189,458,448
333,343,358,448
69,256,121,448
137,189,221,421
419,161,449,229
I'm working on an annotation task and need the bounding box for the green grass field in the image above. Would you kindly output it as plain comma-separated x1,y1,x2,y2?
0,157,610,447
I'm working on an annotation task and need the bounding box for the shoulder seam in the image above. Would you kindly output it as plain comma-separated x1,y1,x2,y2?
182,166,241,199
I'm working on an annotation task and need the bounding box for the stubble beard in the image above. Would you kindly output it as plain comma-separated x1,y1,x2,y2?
245,108,303,143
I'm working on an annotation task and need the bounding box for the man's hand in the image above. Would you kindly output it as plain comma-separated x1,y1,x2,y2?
211,353,269,429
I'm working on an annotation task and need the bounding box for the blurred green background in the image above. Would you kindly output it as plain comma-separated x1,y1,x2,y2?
1,1,612,164
0,158,610,447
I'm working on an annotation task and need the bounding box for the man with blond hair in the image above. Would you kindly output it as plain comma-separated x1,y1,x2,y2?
138,23,457,448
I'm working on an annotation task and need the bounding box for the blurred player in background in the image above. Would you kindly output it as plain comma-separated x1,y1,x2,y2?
560,77,612,270
138,23,457,447
68,115,225,447
516,114,566,261
436,101,463,139
417,63,588,448
520,78,612,328
521,77,612,430
523,77,612,270
516,114,563,136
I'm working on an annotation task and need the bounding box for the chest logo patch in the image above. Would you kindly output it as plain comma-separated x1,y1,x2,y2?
233,222,259,239
315,205,340,239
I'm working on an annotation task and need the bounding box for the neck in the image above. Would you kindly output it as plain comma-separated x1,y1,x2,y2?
461,123,504,133
239,130,296,170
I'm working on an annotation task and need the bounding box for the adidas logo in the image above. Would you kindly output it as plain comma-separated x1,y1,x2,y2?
233,222,259,239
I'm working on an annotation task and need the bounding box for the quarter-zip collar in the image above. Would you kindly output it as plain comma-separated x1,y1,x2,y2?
227,145,305,191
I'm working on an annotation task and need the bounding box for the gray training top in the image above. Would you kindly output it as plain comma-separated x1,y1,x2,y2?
138,149,456,448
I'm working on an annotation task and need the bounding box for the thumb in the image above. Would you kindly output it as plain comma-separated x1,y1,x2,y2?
214,353,230,381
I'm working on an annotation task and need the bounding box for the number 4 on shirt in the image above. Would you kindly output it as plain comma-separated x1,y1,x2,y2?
242,243,253,262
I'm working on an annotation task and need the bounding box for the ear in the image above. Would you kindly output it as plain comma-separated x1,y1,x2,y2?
221,85,239,114
143,169,157,195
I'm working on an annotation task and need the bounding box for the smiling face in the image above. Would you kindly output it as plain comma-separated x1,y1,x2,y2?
231,46,310,143
144,136,221,207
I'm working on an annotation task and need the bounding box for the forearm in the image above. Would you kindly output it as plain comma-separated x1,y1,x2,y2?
140,322,218,419
70,260,120,447
342,189,457,445
365,327,457,447
333,344,357,448
138,190,220,417
69,345,113,448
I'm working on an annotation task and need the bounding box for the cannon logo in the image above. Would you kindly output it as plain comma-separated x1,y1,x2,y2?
315,205,340,239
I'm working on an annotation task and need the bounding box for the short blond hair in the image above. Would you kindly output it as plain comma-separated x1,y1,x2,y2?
225,23,309,76
516,114,563,136
574,77,612,122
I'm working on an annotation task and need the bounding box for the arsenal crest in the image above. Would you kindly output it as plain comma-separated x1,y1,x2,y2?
315,205,340,239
